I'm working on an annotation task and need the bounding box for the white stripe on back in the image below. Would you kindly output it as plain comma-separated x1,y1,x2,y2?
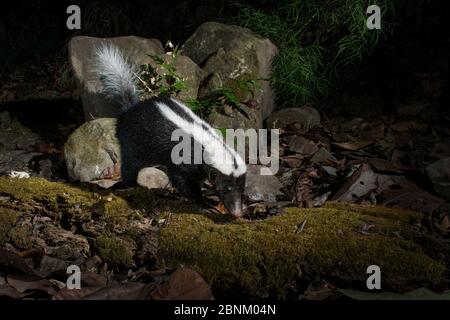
155,99,247,177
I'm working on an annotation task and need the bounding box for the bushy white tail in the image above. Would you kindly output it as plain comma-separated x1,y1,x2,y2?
95,44,139,109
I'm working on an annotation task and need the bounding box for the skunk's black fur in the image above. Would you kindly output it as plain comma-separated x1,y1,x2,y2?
118,97,209,203
95,44,246,217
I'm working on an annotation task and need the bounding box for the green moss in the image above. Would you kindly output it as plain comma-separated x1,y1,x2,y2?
94,234,135,268
159,203,445,297
0,209,20,245
9,224,34,249
100,196,140,228
0,176,98,212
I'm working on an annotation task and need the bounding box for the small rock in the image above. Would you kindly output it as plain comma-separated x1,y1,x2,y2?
244,165,283,202
266,106,321,132
285,136,319,156
136,167,171,189
426,157,450,200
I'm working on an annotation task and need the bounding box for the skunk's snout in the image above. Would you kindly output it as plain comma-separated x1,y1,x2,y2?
225,197,243,218
215,172,246,218
230,206,243,218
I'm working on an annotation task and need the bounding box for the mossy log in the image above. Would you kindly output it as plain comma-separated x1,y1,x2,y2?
0,177,445,298
159,203,445,298
0,177,189,267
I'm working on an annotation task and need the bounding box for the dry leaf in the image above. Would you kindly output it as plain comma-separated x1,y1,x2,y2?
151,267,213,300
7,274,57,296
0,248,36,276
285,136,319,155
333,140,374,151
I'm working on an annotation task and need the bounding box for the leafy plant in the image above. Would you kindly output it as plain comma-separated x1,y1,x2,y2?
55,61,73,89
138,41,260,119
137,41,187,98
226,0,411,107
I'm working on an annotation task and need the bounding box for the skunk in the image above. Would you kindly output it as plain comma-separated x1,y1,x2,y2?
95,44,247,217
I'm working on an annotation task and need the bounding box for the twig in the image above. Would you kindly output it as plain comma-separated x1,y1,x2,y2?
133,72,153,93
296,219,307,234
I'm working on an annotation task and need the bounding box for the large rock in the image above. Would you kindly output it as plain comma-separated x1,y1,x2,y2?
64,118,171,187
69,36,205,120
64,118,120,182
68,36,165,120
182,22,278,129
426,158,450,200
155,55,205,103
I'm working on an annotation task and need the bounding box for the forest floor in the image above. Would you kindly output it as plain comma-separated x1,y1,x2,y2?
0,55,449,299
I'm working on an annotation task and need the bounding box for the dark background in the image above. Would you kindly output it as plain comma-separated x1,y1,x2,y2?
0,0,449,116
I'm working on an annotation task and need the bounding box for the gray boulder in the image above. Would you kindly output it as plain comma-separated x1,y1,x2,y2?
182,22,278,129
68,36,165,120
64,118,120,182
69,36,205,120
64,118,171,188
426,158,450,200
146,54,205,103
